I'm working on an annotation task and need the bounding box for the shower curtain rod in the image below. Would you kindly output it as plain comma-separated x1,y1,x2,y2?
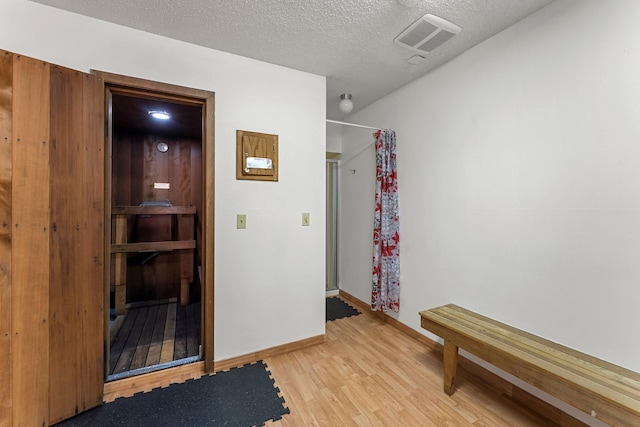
326,119,380,130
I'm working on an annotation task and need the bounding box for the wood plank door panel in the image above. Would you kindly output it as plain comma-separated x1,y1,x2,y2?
49,65,105,424
12,53,51,427
79,68,106,415
49,63,84,424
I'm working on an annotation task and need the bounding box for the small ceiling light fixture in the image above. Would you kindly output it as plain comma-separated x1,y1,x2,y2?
339,93,353,114
148,110,171,120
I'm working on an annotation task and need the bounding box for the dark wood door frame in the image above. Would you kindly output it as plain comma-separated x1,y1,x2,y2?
93,70,215,375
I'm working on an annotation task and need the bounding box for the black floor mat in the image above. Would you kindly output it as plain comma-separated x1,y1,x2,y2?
326,297,361,322
57,361,289,427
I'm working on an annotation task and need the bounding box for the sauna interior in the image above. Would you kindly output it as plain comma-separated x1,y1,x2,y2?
108,91,204,380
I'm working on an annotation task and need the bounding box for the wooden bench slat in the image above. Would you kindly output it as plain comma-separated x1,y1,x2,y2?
439,305,640,399
420,307,640,426
447,305,640,383
435,304,640,388
112,205,197,215
110,240,196,253
434,305,640,398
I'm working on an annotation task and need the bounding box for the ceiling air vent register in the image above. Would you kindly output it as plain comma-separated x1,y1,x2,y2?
394,14,461,54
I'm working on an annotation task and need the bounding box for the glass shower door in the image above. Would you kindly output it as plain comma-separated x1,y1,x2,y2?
326,159,339,291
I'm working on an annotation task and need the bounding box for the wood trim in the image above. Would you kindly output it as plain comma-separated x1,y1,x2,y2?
103,361,206,402
82,64,107,414
103,84,114,378
458,356,589,427
0,49,13,427
338,290,586,427
338,289,383,319
202,92,215,372
102,334,324,403
107,86,203,107
214,334,325,373
91,70,213,103
339,289,440,350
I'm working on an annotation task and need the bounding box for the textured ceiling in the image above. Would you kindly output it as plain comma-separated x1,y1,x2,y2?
30,0,554,120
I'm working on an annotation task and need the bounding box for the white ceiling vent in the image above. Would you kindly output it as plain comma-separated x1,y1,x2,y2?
394,14,461,54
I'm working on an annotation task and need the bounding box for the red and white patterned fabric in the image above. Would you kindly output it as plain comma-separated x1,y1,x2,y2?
371,129,400,313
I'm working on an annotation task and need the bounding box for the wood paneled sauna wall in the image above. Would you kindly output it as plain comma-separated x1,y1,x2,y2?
0,51,104,426
111,132,202,302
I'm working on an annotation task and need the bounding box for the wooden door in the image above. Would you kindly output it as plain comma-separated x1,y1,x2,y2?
0,51,104,426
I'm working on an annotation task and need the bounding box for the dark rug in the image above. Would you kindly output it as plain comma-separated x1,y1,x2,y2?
326,297,361,322
57,361,289,427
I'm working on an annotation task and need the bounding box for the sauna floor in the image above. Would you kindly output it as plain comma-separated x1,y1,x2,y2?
109,300,201,377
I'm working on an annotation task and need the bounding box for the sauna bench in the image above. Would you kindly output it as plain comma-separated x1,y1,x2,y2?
111,205,196,312
419,304,640,427
110,205,196,253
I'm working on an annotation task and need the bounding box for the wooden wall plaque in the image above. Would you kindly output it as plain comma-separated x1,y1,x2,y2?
236,130,278,181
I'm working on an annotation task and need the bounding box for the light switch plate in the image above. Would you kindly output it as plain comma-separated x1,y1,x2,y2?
302,212,310,226
237,214,247,229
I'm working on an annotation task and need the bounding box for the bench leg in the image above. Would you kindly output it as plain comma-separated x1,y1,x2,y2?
443,340,458,395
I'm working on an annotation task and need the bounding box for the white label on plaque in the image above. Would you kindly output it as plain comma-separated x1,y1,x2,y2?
246,157,273,170
154,182,170,189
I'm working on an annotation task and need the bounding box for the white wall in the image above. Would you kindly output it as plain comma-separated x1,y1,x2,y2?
0,0,326,361
326,122,343,153
341,0,640,408
340,127,377,301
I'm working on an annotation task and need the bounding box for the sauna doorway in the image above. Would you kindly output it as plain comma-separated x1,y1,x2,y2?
101,72,215,381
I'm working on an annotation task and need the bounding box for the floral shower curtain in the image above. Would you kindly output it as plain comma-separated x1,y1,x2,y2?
371,129,400,313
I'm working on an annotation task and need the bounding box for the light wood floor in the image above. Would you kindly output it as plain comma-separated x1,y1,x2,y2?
264,306,558,426
104,299,565,425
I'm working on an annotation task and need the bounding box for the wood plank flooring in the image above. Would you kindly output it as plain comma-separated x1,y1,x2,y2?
263,303,561,426
109,301,201,376
104,298,569,425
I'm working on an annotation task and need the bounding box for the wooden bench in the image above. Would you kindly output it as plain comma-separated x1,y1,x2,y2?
419,304,640,426
111,205,196,314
